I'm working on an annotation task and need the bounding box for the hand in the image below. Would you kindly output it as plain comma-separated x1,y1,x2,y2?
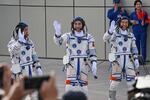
0,64,11,95
40,73,58,100
53,20,62,36
18,28,26,43
114,4,118,11
92,62,98,79
141,20,144,26
109,20,116,33
3,79,25,100
130,20,138,25
134,59,140,69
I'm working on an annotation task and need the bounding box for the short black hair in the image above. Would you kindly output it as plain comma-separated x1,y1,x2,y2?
62,91,87,100
134,0,142,6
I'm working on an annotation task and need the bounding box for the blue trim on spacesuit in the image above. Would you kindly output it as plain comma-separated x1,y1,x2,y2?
28,65,32,77
76,58,80,80
18,41,32,46
126,75,135,81
122,55,126,78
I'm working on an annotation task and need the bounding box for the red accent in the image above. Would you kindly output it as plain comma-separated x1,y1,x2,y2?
109,75,117,81
146,16,150,23
65,80,88,86
137,10,146,20
66,80,71,84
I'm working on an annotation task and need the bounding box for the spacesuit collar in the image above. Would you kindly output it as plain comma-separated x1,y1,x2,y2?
119,28,129,36
74,30,85,37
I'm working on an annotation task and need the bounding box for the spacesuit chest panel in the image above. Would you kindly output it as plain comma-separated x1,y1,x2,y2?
19,43,33,63
67,35,89,56
115,35,132,53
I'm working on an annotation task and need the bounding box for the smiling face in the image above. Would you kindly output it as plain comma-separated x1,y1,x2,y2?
23,27,29,38
120,19,129,30
73,21,83,32
135,2,142,11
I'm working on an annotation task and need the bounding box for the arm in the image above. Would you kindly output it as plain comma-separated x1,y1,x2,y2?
131,34,139,69
130,12,140,25
143,11,149,27
31,42,43,75
53,20,69,46
107,9,118,21
7,38,22,56
53,33,69,46
103,20,116,42
88,34,97,79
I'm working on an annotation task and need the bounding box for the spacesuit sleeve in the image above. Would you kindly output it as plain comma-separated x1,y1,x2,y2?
53,33,69,46
103,31,114,42
7,38,22,55
88,34,97,63
131,33,139,59
31,41,41,68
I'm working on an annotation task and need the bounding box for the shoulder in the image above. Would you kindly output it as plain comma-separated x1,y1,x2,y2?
130,11,136,15
129,32,136,40
108,8,114,12
86,33,95,41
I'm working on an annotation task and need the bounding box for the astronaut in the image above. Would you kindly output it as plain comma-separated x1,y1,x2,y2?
103,16,140,100
7,22,43,79
53,17,97,95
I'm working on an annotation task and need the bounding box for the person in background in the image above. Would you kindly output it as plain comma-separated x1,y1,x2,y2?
107,0,129,24
130,0,149,62
62,91,87,100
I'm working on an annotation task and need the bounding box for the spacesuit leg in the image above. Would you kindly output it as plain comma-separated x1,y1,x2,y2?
65,62,76,91
126,62,136,91
109,62,122,100
109,81,120,100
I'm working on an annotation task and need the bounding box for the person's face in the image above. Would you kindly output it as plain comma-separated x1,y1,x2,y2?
114,3,119,7
23,27,29,38
73,21,83,32
135,2,142,10
120,19,129,30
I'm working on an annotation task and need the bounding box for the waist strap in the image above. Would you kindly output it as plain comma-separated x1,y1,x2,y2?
66,80,88,86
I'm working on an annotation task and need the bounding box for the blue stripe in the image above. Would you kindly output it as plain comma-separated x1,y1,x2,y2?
76,58,80,80
122,55,126,78
28,66,32,77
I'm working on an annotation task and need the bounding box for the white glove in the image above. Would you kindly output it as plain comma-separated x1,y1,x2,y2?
109,20,116,33
18,28,26,43
53,20,62,36
92,61,98,79
134,59,140,69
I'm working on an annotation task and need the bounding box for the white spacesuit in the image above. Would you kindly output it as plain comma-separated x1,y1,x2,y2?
103,16,140,100
53,17,97,95
7,22,43,79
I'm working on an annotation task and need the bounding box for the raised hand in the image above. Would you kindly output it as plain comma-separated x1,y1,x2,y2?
18,28,26,43
53,20,62,36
